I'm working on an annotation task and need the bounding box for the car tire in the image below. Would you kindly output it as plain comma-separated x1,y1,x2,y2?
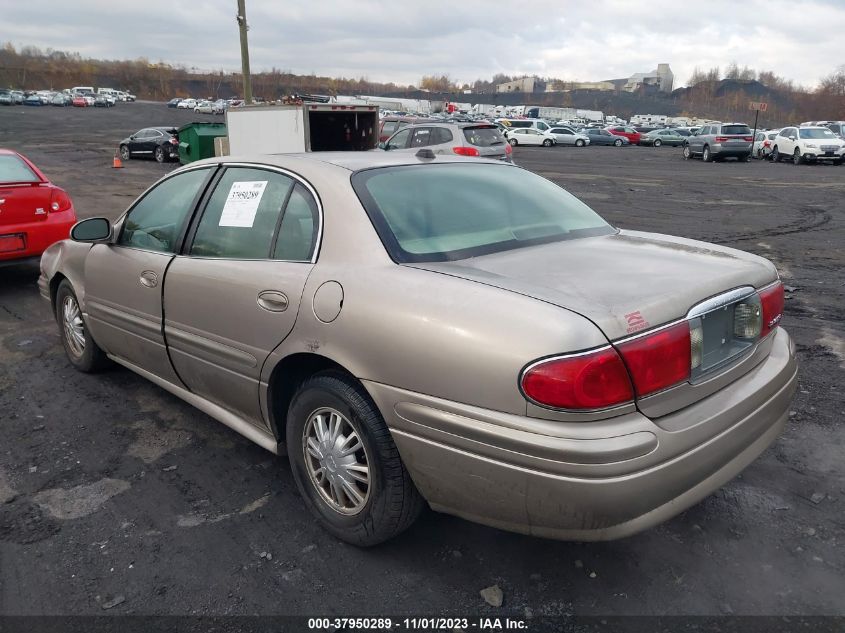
56,280,111,373
614,139,623,147
575,139,585,147
653,139,662,147
702,146,712,162
771,147,780,162
682,144,692,160
154,146,165,163
793,149,802,165
286,371,425,546
542,139,553,147
119,145,130,161
509,138,518,146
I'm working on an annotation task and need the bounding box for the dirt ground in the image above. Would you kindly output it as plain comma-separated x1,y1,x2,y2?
0,103,843,624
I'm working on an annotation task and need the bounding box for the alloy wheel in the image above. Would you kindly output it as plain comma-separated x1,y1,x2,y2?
62,295,85,357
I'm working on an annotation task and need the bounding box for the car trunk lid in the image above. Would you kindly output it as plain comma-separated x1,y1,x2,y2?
0,183,53,227
409,230,778,342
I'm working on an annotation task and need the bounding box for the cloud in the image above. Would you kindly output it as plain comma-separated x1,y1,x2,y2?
3,0,844,88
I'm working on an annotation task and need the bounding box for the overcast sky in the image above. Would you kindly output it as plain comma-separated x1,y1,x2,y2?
3,0,844,89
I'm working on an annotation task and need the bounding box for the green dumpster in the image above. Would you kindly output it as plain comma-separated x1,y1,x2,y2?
177,122,227,164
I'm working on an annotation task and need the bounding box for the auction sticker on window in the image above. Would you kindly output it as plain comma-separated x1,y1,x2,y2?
219,181,268,227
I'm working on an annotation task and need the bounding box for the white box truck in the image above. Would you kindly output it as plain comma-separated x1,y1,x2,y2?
226,102,380,155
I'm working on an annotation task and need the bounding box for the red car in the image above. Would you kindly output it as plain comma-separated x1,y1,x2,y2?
71,95,88,107
607,126,642,145
0,149,77,266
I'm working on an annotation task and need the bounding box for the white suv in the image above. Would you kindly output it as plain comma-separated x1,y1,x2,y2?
771,126,845,165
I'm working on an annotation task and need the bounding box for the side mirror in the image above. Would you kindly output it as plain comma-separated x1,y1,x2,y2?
129,135,136,140
71,217,112,243
378,142,387,150
789,136,796,141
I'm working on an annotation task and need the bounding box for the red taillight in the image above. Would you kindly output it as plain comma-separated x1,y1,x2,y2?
715,136,728,142
763,140,771,147
616,322,691,398
453,146,480,157
759,282,784,338
505,143,513,155
49,188,72,213
170,137,179,145
743,136,753,142
521,347,634,410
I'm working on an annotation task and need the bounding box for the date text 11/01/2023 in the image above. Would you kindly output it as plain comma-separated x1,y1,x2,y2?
307,617,528,630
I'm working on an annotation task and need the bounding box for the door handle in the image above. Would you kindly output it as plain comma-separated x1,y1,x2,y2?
257,290,289,312
139,270,158,288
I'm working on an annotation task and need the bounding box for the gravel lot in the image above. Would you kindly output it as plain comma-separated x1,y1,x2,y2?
0,103,843,624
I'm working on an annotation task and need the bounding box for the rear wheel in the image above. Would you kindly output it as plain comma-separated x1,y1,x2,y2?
542,139,553,147
119,144,130,161
509,138,518,146
653,139,662,147
154,146,165,163
575,139,585,147
614,138,623,147
702,146,712,162
286,372,424,546
56,280,110,373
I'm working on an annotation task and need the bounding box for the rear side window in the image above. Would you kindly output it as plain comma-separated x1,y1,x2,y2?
0,154,40,183
463,127,504,147
190,167,294,259
273,183,319,261
352,164,614,263
381,121,398,136
721,125,751,135
432,127,454,144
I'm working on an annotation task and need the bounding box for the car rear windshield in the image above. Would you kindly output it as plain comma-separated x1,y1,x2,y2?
720,125,751,135
799,128,837,139
463,126,504,147
0,154,40,183
351,164,614,263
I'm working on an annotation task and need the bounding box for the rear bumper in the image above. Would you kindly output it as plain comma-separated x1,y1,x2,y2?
0,213,76,262
366,328,797,540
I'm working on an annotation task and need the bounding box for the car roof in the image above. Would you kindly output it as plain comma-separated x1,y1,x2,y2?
189,151,501,173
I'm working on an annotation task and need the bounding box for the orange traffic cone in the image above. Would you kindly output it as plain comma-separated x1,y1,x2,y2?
112,152,123,169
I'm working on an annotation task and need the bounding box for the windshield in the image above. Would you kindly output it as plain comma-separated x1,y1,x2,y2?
799,128,837,139
351,164,614,263
721,125,751,135
0,154,40,183
463,126,505,147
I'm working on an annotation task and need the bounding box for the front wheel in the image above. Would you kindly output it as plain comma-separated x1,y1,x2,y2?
793,149,802,165
614,139,623,147
575,139,585,147
542,139,553,147
509,138,518,146
286,372,424,546
119,144,130,161
56,280,111,373
682,145,692,160
653,139,662,147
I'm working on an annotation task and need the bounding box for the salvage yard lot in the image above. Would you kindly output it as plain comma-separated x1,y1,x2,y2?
0,103,843,618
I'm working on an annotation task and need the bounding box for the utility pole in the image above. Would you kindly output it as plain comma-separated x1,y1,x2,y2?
236,0,253,104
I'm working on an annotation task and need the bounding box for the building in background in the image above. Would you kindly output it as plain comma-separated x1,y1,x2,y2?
624,64,674,93
496,77,546,93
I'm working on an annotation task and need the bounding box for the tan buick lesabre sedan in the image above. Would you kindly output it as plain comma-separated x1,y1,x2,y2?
39,153,797,546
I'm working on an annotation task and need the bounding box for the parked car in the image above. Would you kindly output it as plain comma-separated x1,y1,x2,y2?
378,116,434,142
381,123,512,162
83,95,95,106
640,129,686,147
39,153,795,545
194,100,214,114
770,126,845,165
683,123,753,162
505,128,556,147
549,126,590,147
94,94,114,108
584,129,629,146
118,127,180,163
753,130,779,159
0,91,13,106
51,93,72,107
177,98,197,109
71,95,88,107
10,90,24,104
167,98,182,108
606,126,642,145
821,121,845,139
211,99,227,114
23,94,44,106
0,149,77,266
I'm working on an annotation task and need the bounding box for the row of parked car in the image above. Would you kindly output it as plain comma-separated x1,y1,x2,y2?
0,88,136,108
167,98,234,114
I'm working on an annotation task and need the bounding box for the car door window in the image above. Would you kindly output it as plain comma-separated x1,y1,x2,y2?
411,128,433,147
190,167,294,259
432,127,453,144
387,128,411,150
382,121,398,136
536,122,549,131
273,183,319,261
118,168,211,253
